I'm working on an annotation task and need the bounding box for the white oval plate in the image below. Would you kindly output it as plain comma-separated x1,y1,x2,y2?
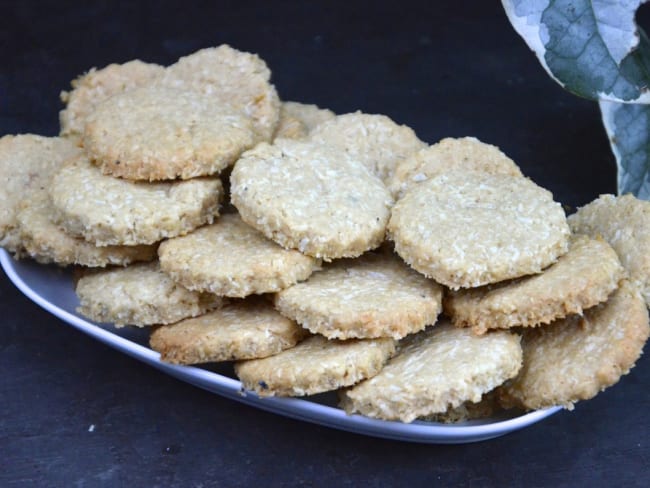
0,249,561,443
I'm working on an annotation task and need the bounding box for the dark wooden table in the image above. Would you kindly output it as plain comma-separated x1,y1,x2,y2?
2,1,649,486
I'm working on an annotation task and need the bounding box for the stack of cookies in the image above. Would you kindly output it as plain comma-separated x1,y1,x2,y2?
1,45,648,424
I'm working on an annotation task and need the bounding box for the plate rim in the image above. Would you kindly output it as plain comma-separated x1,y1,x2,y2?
0,249,562,444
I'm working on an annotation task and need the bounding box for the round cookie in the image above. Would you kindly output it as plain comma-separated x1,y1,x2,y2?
498,280,649,410
17,193,157,267
83,86,255,180
234,335,396,397
230,139,393,260
568,194,650,307
158,213,320,297
388,171,570,289
59,60,164,139
0,134,81,253
339,322,523,423
150,299,308,365
75,261,224,327
444,235,625,334
388,136,523,199
308,111,426,183
157,45,281,142
275,251,443,339
281,101,335,133
49,155,223,246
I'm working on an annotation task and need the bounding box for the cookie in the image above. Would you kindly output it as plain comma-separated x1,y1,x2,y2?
388,136,523,199
75,261,224,327
157,45,281,142
339,322,523,423
230,139,393,260
309,111,426,182
59,60,164,139
49,155,223,246
388,171,570,289
281,101,335,133
150,299,307,364
498,280,649,410
83,86,255,180
17,193,157,267
0,134,81,253
444,235,625,334
235,335,395,397
158,213,320,297
275,251,442,339
568,194,650,306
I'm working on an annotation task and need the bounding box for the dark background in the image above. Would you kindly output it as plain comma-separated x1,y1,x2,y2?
1,1,648,486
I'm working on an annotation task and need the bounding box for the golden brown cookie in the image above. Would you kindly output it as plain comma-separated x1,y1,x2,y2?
0,135,81,253
388,171,570,289
275,252,442,339
340,322,523,423
59,60,164,139
150,299,307,364
235,335,395,397
83,86,255,180
388,137,523,199
444,235,625,334
568,194,650,306
231,139,393,260
75,261,224,327
158,213,320,297
499,280,649,410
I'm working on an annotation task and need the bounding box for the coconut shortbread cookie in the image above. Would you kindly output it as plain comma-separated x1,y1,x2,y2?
340,322,522,423
157,45,281,142
17,193,157,267
275,252,443,339
231,139,393,260
235,335,396,397
158,213,320,297
388,136,523,199
0,134,81,254
150,299,307,365
59,60,164,139
568,194,650,307
76,261,224,327
309,112,426,183
388,171,570,289
499,280,649,410
83,86,255,180
444,235,625,334
282,101,335,133
49,155,222,246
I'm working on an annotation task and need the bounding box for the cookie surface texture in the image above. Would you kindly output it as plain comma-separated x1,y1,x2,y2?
568,194,650,306
281,101,335,133
340,322,522,423
17,193,157,267
234,335,395,397
83,86,255,180
49,155,222,246
388,171,570,289
444,235,625,334
150,299,307,364
157,45,280,142
0,135,81,253
158,213,320,297
275,251,442,339
309,111,426,182
499,280,649,410
59,60,164,139
75,261,224,327
230,139,393,260
388,136,523,199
